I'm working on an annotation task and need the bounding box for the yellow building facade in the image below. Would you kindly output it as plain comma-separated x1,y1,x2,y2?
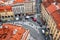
0,11,14,21
41,4,60,40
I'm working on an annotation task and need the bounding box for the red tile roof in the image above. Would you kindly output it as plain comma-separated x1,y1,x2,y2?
0,24,29,40
42,0,60,3
1,0,25,2
42,0,60,8
13,0,25,4
0,6,5,12
43,2,51,8
56,0,60,3
46,4,60,30
57,3,60,8
42,0,55,8
51,10,60,30
46,4,57,13
0,0,25,12
1,0,5,2
48,0,54,3
0,6,12,12
42,0,54,3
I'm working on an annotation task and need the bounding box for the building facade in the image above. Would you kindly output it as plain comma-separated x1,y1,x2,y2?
0,11,14,21
0,0,36,21
24,1,36,15
0,6,14,22
12,0,36,15
41,0,60,40
12,3,24,16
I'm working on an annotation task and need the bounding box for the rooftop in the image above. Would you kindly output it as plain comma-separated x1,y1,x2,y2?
13,0,25,4
56,0,60,3
0,23,29,40
46,4,60,30
42,0,60,8
42,1,60,30
0,6,12,12
0,0,25,11
46,4,57,13
51,10,60,30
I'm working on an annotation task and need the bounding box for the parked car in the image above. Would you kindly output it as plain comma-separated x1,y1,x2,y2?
37,21,42,27
32,17,37,22
15,17,20,20
42,29,45,34
41,27,49,35
25,16,30,20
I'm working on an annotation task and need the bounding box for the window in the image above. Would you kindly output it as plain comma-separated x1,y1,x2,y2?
2,16,4,19
54,37,56,40
11,16,13,17
5,16,7,18
8,16,10,18
18,14,21,16
56,34,57,37
15,15,17,17
53,22,55,26
57,31,59,33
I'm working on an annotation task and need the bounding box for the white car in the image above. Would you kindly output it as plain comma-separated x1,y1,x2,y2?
26,16,30,19
15,17,19,20
42,29,45,34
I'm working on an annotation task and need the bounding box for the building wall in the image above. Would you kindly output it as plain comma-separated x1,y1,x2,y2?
26,33,30,40
21,30,30,40
12,3,24,14
12,1,36,15
41,4,60,40
24,1,36,15
0,11,14,21
24,2,32,13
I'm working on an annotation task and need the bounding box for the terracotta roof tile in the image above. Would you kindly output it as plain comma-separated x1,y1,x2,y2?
0,0,25,12
56,0,60,3
46,4,57,13
13,0,25,4
42,2,51,8
48,0,54,3
46,4,60,30
57,3,60,8
0,6,12,12
0,24,29,40
51,10,60,30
